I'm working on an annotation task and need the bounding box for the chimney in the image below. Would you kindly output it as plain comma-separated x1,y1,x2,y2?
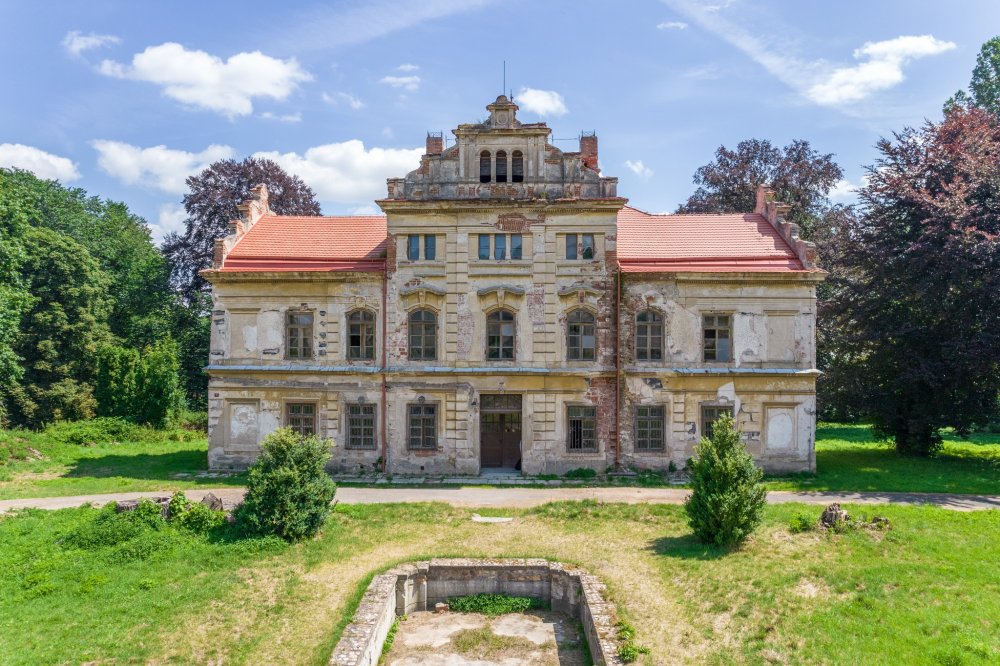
579,131,598,170
426,132,444,156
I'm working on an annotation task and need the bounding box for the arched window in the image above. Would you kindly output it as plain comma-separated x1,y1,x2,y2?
635,310,663,361
566,309,596,361
495,150,508,183
511,150,524,182
479,150,491,183
408,309,437,360
347,310,375,360
486,309,516,360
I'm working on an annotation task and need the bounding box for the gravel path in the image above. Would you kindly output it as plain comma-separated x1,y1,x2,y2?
1,486,998,513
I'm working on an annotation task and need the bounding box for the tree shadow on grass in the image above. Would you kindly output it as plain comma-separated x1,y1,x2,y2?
648,534,733,560
65,451,245,485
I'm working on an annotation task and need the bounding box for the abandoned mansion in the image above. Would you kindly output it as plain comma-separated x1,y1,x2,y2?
204,96,825,475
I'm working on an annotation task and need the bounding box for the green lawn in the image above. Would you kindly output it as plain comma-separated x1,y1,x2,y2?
1,422,997,500
0,501,997,665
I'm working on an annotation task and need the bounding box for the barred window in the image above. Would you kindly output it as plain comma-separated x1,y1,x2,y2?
346,404,376,450
408,309,437,360
285,312,313,359
567,309,596,361
407,403,437,450
701,405,734,439
703,314,731,362
286,403,316,436
567,406,597,451
636,310,663,361
347,310,376,360
635,405,666,451
486,309,515,360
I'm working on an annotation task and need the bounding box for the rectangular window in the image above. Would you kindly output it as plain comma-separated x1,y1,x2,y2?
635,405,666,451
424,234,436,261
703,314,732,362
478,234,491,260
285,312,313,359
701,405,734,440
580,233,595,259
510,234,522,260
286,403,316,436
407,403,437,450
567,406,597,451
346,404,376,450
407,235,420,261
494,233,506,260
566,234,577,260
565,233,595,260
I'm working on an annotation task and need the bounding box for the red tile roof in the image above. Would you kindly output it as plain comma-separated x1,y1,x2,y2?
616,206,806,272
221,215,387,272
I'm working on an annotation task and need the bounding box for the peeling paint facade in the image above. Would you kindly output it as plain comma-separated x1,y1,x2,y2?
203,96,824,475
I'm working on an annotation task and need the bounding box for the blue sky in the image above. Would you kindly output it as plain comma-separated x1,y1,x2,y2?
1,0,995,242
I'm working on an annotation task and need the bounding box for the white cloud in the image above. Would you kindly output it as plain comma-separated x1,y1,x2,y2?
657,21,688,30
624,160,654,179
379,75,421,91
254,140,423,204
62,30,120,57
381,127,394,139
152,203,187,242
349,204,381,216
260,111,302,123
322,91,365,109
807,36,956,105
98,42,312,118
91,140,234,193
829,176,869,202
397,63,420,72
0,143,80,181
663,1,955,108
516,88,568,116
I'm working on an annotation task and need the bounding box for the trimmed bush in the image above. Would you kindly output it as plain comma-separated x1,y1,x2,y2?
235,428,336,541
684,412,766,547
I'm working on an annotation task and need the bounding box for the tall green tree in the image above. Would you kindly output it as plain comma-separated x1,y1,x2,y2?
827,106,1000,455
947,36,1000,116
676,139,844,237
0,172,33,425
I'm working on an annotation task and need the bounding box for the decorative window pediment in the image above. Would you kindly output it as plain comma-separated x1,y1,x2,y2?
476,285,525,311
400,284,446,311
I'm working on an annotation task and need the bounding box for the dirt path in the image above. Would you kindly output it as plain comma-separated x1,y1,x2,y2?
1,486,998,513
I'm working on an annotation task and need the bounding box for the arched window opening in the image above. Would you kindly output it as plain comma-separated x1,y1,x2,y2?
566,309,596,361
635,310,664,361
511,150,524,182
347,310,376,360
408,309,437,360
495,150,508,183
486,309,516,360
479,151,491,183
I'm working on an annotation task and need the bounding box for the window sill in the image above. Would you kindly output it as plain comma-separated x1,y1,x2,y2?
406,448,440,456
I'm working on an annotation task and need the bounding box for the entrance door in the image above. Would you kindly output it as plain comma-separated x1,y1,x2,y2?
480,394,522,469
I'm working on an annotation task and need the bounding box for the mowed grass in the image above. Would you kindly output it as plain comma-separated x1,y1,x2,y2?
0,425,243,500
769,423,1000,495
0,501,997,665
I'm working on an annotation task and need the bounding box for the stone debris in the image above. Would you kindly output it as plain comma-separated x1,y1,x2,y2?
434,602,449,614
820,503,850,528
200,492,225,511
470,514,514,523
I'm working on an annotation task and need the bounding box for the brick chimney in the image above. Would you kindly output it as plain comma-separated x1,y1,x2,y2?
426,132,444,155
579,132,598,171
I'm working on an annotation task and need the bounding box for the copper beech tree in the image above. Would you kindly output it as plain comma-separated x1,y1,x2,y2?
827,106,1000,455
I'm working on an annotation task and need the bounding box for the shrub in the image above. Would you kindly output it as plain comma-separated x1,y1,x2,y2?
564,467,597,480
684,412,766,547
94,339,183,428
235,428,336,541
616,620,636,641
617,642,650,663
45,417,140,446
448,593,545,615
789,512,815,534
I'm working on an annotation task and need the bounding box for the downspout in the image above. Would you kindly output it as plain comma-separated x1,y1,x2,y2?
380,263,388,474
615,263,622,469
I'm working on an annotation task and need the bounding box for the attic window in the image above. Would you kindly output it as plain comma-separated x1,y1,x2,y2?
480,151,491,183
512,150,523,182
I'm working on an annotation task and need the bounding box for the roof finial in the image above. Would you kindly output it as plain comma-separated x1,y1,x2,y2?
502,60,506,97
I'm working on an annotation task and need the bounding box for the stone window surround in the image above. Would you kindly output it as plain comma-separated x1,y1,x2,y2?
406,399,441,452
284,308,315,360
284,399,319,437
634,403,667,453
221,398,261,452
344,400,377,451
702,311,734,364
485,306,517,361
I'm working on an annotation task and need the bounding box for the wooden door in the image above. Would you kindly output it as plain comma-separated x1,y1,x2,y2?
480,395,522,469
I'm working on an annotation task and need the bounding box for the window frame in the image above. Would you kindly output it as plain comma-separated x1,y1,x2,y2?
635,309,664,362
566,308,597,361
406,234,420,261
408,308,438,361
495,150,508,183
565,233,596,260
285,310,314,360
635,404,666,452
285,402,317,436
407,402,438,450
493,233,507,260
486,308,516,361
511,150,524,183
702,313,732,362
701,405,735,440
346,309,376,361
476,233,524,261
424,234,436,261
479,150,491,183
567,405,597,452
345,402,377,450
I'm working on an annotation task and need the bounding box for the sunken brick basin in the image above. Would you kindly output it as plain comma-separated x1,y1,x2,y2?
328,558,625,666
